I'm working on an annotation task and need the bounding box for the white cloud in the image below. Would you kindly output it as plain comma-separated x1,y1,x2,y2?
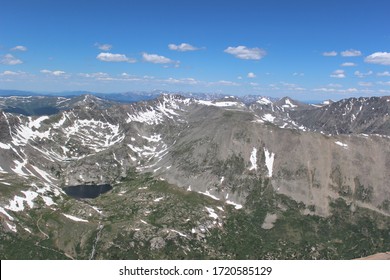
314,87,358,94
358,82,373,87
341,62,357,67
94,43,113,51
322,51,337,57
327,83,343,88
0,54,23,65
237,76,243,80
0,70,21,76
210,80,239,86
365,52,390,65
224,46,266,60
168,43,200,52
11,45,27,51
164,77,199,85
377,81,390,86
330,69,346,78
293,72,305,76
79,72,109,79
250,82,259,86
247,72,256,78
354,70,373,78
341,49,362,57
142,52,175,64
97,52,136,63
377,71,390,77
40,69,66,76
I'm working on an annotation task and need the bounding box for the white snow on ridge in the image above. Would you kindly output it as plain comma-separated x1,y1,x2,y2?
205,207,219,220
29,116,49,129
62,213,88,223
0,206,14,221
30,165,55,183
5,222,17,232
335,141,348,148
6,195,26,211
262,114,275,122
142,134,162,142
249,147,257,171
196,100,243,107
264,148,275,177
282,98,297,108
11,159,29,177
257,97,272,105
0,142,11,149
170,229,188,238
226,200,243,209
198,190,220,201
11,118,51,146
41,196,56,207
21,191,39,208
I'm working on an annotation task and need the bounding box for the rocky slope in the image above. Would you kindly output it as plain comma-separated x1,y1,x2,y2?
0,93,389,259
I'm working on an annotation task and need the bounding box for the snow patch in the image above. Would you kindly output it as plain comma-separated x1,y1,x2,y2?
41,196,56,207
249,147,257,171
5,222,17,232
335,141,348,148
0,206,14,221
262,114,275,122
62,213,88,223
170,229,187,238
226,200,243,209
198,190,220,200
264,148,275,177
0,142,11,149
257,97,272,105
205,207,219,220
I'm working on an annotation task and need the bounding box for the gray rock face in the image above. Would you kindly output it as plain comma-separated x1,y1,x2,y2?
150,237,166,250
0,94,390,219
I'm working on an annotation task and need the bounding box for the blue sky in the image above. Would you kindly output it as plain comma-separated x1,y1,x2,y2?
1,0,390,101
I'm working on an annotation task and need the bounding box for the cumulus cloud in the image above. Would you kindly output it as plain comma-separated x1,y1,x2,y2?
97,52,136,63
94,43,112,51
358,82,373,87
330,69,346,78
0,70,19,76
79,72,110,79
377,71,390,77
365,52,390,65
314,87,358,94
293,72,304,76
224,46,266,60
341,49,362,57
354,70,373,78
168,43,200,52
322,51,337,57
11,45,27,51
142,52,175,64
0,54,23,65
209,80,239,86
164,77,199,85
247,72,256,78
341,62,357,67
40,69,66,76
377,81,390,86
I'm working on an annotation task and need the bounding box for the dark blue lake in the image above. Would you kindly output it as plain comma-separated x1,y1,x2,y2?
63,184,112,199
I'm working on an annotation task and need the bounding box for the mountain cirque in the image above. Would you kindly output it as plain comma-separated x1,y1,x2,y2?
0,93,389,259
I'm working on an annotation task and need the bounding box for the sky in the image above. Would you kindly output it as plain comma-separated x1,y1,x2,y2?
1,0,390,101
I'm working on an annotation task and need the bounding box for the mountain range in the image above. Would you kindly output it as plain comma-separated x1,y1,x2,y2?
0,92,389,259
